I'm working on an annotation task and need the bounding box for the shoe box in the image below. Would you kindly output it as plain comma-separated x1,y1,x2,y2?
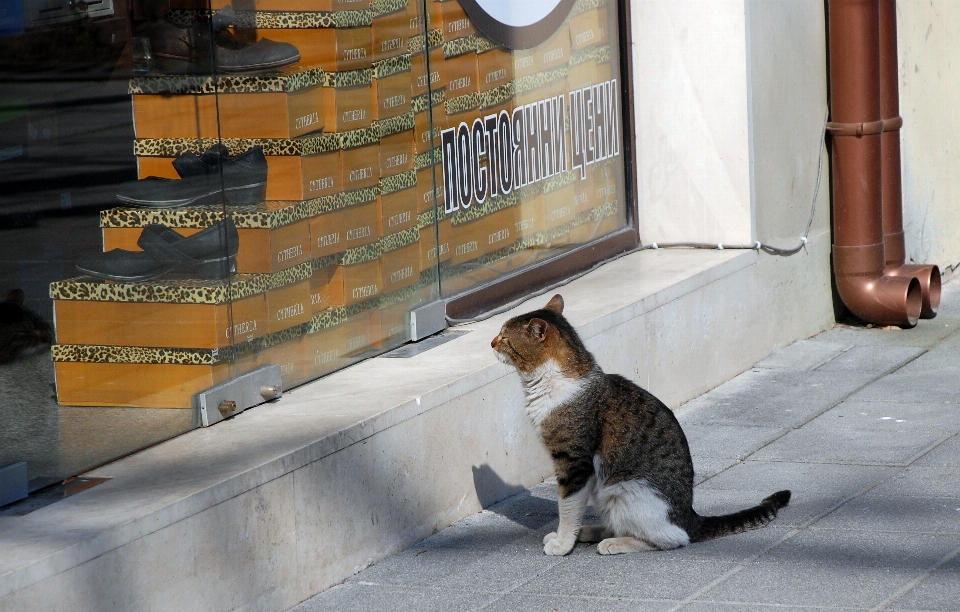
374,55,413,120
447,203,516,266
100,202,313,274
130,68,329,139
419,208,452,269
50,266,308,408
442,37,479,100
381,170,419,233
437,0,474,40
478,47,512,93
410,27,443,97
568,5,610,51
170,0,372,10
134,126,379,203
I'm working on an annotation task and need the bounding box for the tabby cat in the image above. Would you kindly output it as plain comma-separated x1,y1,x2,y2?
491,294,790,555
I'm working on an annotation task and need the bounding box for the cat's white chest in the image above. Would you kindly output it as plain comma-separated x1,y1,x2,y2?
521,360,586,427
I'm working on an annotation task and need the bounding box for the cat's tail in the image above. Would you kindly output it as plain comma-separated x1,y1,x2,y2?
690,490,791,543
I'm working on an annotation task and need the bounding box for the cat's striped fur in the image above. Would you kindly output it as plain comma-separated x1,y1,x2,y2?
492,294,791,556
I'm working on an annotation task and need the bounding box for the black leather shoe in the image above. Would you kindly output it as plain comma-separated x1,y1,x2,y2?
76,219,239,282
141,5,300,74
117,146,267,208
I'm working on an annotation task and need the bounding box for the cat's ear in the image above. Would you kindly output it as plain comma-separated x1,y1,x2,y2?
544,294,564,313
527,318,549,342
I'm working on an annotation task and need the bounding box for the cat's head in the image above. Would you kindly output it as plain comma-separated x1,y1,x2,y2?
491,294,595,378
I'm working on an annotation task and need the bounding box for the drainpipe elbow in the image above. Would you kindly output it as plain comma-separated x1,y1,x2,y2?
834,244,922,328
883,263,941,319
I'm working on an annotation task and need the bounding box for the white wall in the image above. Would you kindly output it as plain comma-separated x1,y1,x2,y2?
897,1,960,273
633,0,753,245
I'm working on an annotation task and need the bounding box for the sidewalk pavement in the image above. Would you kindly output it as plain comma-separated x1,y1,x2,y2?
291,279,960,612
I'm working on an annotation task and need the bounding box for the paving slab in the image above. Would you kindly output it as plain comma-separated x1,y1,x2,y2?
805,400,960,433
884,550,960,611
480,594,678,612
748,427,949,466
815,318,960,349
913,432,960,468
815,344,925,374
866,465,960,499
695,561,920,609
810,494,960,534
677,369,882,429
754,339,851,371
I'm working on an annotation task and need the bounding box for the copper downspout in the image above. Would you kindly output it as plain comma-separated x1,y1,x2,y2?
878,0,941,318
827,0,921,327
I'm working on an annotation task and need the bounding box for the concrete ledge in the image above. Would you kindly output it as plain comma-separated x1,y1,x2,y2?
0,232,833,612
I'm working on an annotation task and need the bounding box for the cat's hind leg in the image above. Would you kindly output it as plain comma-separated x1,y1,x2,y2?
577,525,613,543
595,479,690,552
597,537,658,554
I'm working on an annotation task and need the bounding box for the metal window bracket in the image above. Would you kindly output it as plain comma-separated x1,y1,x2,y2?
194,365,283,427
410,300,447,341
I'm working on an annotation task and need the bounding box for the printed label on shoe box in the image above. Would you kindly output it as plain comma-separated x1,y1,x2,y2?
344,198,382,248
567,59,614,97
414,104,444,154
266,280,312,334
376,71,413,120
411,48,443,97
514,194,547,238
256,334,309,388
443,52,479,97
440,1,475,39
310,263,345,312
310,209,349,258
171,0,371,10
343,142,381,190
259,27,374,72
421,216,453,267
304,319,350,379
372,8,411,63
324,84,375,133
54,361,234,409
380,129,415,175
381,187,418,233
416,163,444,213
544,183,576,230
341,308,382,356
305,150,344,199
381,242,420,293
569,9,603,51
343,258,382,306
478,48,513,93
52,295,268,350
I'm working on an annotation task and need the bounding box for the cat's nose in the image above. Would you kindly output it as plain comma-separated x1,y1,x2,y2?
491,335,500,349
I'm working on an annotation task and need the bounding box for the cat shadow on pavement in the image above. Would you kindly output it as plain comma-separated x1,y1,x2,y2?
472,464,558,529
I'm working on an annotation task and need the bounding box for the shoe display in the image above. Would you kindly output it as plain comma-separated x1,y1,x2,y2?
117,145,267,208
139,5,300,75
76,219,239,282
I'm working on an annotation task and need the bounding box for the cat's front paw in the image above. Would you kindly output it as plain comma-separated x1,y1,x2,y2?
543,534,575,556
543,532,558,545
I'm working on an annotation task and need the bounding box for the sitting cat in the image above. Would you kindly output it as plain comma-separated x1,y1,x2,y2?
491,294,790,555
